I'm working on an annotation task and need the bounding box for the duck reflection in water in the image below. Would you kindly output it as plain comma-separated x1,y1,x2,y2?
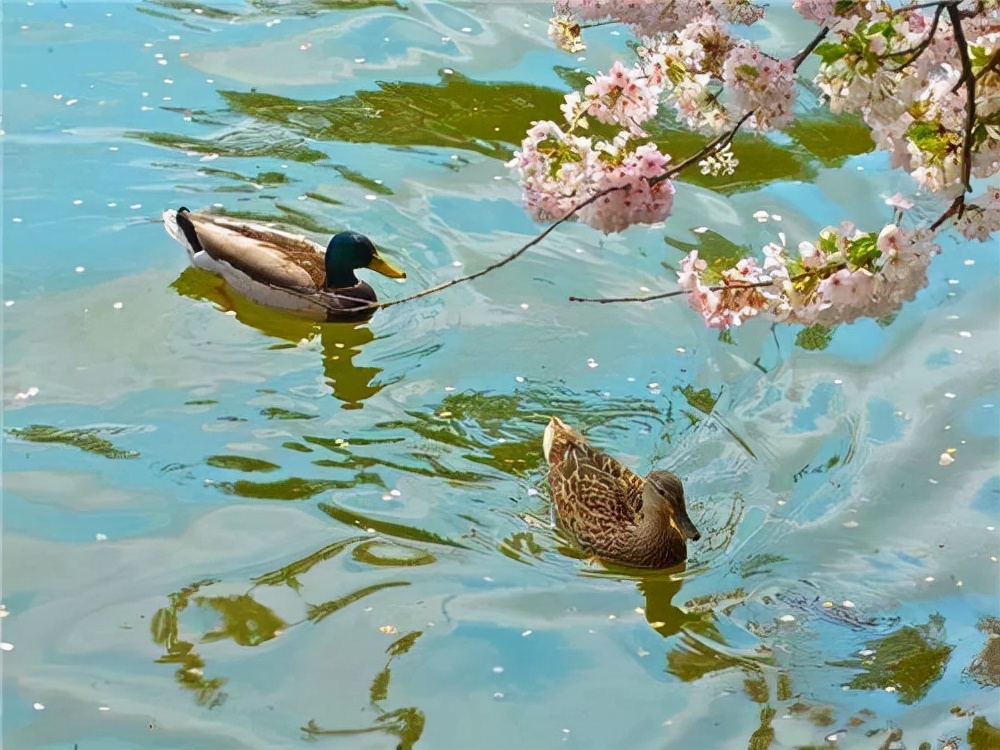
171,267,385,409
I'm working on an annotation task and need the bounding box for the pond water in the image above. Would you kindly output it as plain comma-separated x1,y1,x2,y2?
3,2,999,749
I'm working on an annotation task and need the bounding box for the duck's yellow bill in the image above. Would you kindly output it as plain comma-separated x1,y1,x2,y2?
367,253,406,280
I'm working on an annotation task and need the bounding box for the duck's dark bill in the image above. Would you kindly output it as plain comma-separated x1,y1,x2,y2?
678,513,701,542
367,253,406,280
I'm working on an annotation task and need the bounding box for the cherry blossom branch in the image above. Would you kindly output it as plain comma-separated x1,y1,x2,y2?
568,279,775,304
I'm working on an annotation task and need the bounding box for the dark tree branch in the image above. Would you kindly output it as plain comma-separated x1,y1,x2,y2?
885,2,946,71
948,2,976,193
977,47,1000,80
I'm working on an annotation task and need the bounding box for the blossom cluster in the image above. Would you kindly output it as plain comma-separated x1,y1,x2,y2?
676,221,940,328
515,0,1000,329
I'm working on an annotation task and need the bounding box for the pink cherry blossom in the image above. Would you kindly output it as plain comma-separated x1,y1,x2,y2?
583,61,662,136
722,43,796,130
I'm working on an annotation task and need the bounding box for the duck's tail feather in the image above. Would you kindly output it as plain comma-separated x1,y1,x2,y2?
543,416,586,466
162,206,203,255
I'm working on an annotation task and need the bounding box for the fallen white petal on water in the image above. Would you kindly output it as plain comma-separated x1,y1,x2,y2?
647,382,659,390
771,214,782,221
515,376,525,383
364,195,377,201
752,210,768,222
841,600,855,608
130,204,142,209
444,386,455,392
924,576,934,582
526,488,538,496
843,520,859,528
884,686,896,693
73,199,83,205
521,630,532,637
492,666,504,674
634,607,644,615
675,347,686,354
483,576,494,583
778,614,796,622
493,692,504,699
0,642,12,651
587,358,598,369
519,303,529,310
95,533,108,541
98,706,111,712
939,452,955,466
390,489,401,497
637,648,650,657
452,260,462,267
113,302,123,310
75,266,85,273
379,625,397,634
300,43,312,51
959,331,972,338
33,703,45,710
944,392,956,399
381,494,392,501
66,99,78,106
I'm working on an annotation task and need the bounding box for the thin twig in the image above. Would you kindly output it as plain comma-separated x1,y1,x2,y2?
791,25,829,69
976,47,1000,80
885,2,946,71
930,194,966,231
892,0,954,12
569,279,776,304
377,185,629,310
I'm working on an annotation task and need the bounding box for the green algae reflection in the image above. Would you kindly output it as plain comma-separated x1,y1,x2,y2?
7,424,140,459
830,613,954,704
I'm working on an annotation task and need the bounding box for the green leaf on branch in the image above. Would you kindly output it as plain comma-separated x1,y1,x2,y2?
847,233,881,269
795,325,835,351
906,120,957,163
814,42,849,65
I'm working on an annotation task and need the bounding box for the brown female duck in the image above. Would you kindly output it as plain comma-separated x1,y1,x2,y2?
542,416,700,568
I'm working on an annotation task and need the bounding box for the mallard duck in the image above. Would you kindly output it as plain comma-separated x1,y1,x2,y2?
542,416,700,568
162,207,406,320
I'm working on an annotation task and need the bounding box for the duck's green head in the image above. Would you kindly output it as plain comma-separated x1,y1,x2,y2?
325,232,406,289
